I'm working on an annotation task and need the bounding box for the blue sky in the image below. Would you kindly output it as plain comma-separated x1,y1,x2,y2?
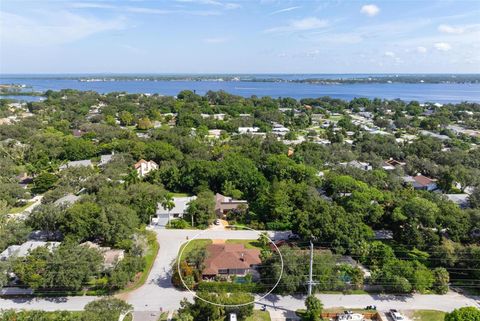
0,0,479,74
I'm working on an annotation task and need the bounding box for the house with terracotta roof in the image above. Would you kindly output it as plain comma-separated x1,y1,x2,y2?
134,159,158,177
215,193,248,217
403,174,438,191
202,244,261,278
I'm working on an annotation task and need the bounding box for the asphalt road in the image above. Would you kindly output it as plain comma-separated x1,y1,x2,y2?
0,227,478,314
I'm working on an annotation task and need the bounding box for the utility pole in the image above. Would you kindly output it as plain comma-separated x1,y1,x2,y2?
308,239,314,296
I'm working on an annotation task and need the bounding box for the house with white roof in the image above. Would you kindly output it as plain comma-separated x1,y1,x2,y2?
0,241,60,261
340,160,372,171
156,196,197,226
59,159,93,170
54,193,80,207
238,127,259,134
99,152,115,166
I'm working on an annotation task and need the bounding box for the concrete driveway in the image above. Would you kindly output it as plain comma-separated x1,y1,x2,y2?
121,227,270,312
0,227,478,314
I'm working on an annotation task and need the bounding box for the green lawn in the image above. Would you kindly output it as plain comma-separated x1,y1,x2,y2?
225,239,263,250
170,192,192,197
328,115,343,121
407,310,446,321
245,311,271,321
178,239,212,261
9,201,34,214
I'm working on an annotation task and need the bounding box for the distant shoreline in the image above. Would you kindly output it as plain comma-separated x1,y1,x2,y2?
1,74,480,85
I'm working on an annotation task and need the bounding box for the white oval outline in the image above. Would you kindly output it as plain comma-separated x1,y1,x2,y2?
176,225,284,307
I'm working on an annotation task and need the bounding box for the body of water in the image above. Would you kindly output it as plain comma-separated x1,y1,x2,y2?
1,75,480,103
0,95,44,102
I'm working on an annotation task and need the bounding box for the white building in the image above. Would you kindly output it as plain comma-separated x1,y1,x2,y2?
0,241,60,261
99,152,115,166
134,159,158,177
340,160,372,171
271,123,290,136
156,196,197,226
238,127,259,134
59,159,93,170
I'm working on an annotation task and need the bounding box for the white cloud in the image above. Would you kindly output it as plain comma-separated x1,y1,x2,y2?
265,17,328,33
360,4,380,17
383,51,395,57
269,6,301,15
434,42,452,51
224,3,241,10
71,2,115,9
203,37,228,43
124,7,172,14
175,0,241,10
438,24,464,34
0,10,125,46
71,1,227,15
416,46,427,53
125,6,221,16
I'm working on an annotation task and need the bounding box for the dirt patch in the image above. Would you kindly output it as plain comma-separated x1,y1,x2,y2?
212,239,226,244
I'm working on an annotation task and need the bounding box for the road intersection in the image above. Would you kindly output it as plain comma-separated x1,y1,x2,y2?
0,227,478,315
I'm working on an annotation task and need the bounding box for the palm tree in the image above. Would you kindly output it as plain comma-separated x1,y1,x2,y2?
125,169,140,187
161,193,175,226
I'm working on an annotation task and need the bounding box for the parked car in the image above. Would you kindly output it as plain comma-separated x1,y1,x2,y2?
389,309,408,321
229,313,237,321
214,219,220,225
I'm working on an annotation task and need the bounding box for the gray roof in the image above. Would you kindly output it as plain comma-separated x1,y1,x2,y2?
0,241,60,260
59,159,93,170
445,194,469,208
157,196,197,217
54,194,80,207
99,154,114,166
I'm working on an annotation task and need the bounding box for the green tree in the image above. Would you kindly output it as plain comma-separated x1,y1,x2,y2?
124,169,140,187
101,204,139,247
61,201,102,242
119,111,134,126
0,218,31,252
33,243,103,290
126,182,165,224
303,295,323,321
32,172,58,194
161,193,175,226
27,204,66,239
224,292,254,320
445,307,480,321
13,246,50,289
185,190,215,228
137,117,153,130
83,297,132,321
432,267,450,294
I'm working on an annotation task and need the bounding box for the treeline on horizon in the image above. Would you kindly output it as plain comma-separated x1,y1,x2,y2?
1,73,480,84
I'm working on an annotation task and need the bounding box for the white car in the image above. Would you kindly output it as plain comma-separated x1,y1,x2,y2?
390,310,410,321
